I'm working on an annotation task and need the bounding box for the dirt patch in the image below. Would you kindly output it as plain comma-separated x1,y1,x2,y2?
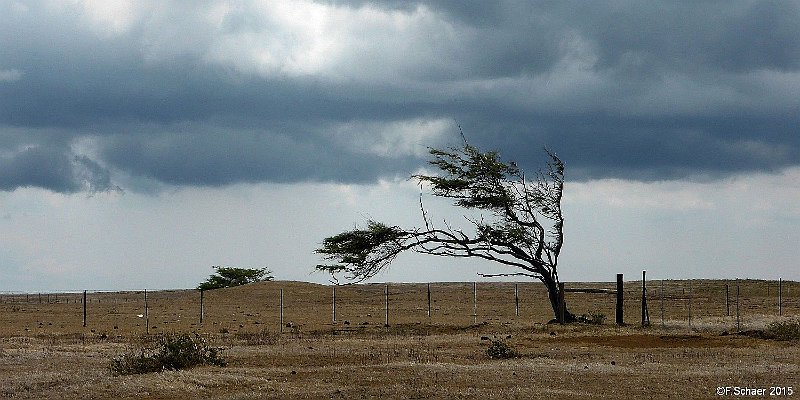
563,333,746,348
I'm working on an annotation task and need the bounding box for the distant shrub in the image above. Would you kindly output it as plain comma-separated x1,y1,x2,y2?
577,312,605,325
486,339,517,359
198,266,273,291
765,320,800,341
110,333,225,375
589,312,606,325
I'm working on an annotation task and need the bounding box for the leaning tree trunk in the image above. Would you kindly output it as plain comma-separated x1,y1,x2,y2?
541,274,576,323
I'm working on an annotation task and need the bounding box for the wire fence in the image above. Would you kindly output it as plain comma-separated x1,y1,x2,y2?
0,278,797,337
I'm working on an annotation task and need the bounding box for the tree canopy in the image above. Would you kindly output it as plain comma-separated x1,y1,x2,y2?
316,139,574,321
197,266,273,291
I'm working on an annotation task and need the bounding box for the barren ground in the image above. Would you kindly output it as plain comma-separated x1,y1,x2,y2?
1,279,797,399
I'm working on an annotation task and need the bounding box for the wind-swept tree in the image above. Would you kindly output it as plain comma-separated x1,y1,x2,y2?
316,139,575,322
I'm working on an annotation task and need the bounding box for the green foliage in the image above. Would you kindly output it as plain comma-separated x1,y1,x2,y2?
110,333,226,375
198,266,273,291
590,312,606,325
315,221,410,282
765,319,800,341
486,339,518,359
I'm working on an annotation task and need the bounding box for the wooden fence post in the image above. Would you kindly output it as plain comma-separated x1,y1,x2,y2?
558,282,566,324
83,290,87,327
473,282,477,325
778,278,782,316
688,284,693,332
660,280,665,327
616,274,624,325
144,289,149,335
641,270,649,327
427,283,431,318
280,288,284,333
332,286,336,323
736,283,740,332
384,284,389,327
515,283,519,317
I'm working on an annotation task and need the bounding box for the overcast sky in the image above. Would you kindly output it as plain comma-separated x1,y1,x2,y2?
1,1,799,291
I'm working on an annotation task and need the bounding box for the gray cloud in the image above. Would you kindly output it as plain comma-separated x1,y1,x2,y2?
0,143,116,193
1,0,799,192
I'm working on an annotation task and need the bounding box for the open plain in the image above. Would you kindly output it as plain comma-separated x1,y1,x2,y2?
1,279,798,399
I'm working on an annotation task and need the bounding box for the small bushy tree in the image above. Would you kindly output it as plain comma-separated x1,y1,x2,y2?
198,266,273,291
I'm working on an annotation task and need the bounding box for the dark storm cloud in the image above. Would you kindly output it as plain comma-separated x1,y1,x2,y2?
1,1,799,192
0,143,115,193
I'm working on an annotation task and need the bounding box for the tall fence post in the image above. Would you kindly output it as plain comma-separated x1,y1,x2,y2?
472,282,477,325
144,289,149,335
558,282,566,324
514,283,519,317
660,280,665,327
616,274,624,325
83,290,87,327
641,270,649,327
384,284,389,327
427,283,431,318
778,278,782,316
199,289,204,324
332,286,336,323
280,288,284,333
688,283,693,332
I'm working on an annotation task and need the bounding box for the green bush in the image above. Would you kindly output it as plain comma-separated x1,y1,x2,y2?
765,320,800,341
110,333,226,375
198,266,273,291
590,312,606,325
486,339,517,359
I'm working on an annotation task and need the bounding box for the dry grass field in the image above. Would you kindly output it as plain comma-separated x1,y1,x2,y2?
1,279,798,399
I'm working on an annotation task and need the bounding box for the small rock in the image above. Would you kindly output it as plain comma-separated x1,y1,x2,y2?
549,331,556,336
480,336,490,341
611,361,616,366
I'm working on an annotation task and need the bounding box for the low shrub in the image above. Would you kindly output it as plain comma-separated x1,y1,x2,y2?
110,333,225,375
591,312,606,325
486,339,517,359
765,319,800,341
232,328,280,346
576,312,605,325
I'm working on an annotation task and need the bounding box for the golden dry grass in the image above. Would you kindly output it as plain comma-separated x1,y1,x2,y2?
1,279,798,399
